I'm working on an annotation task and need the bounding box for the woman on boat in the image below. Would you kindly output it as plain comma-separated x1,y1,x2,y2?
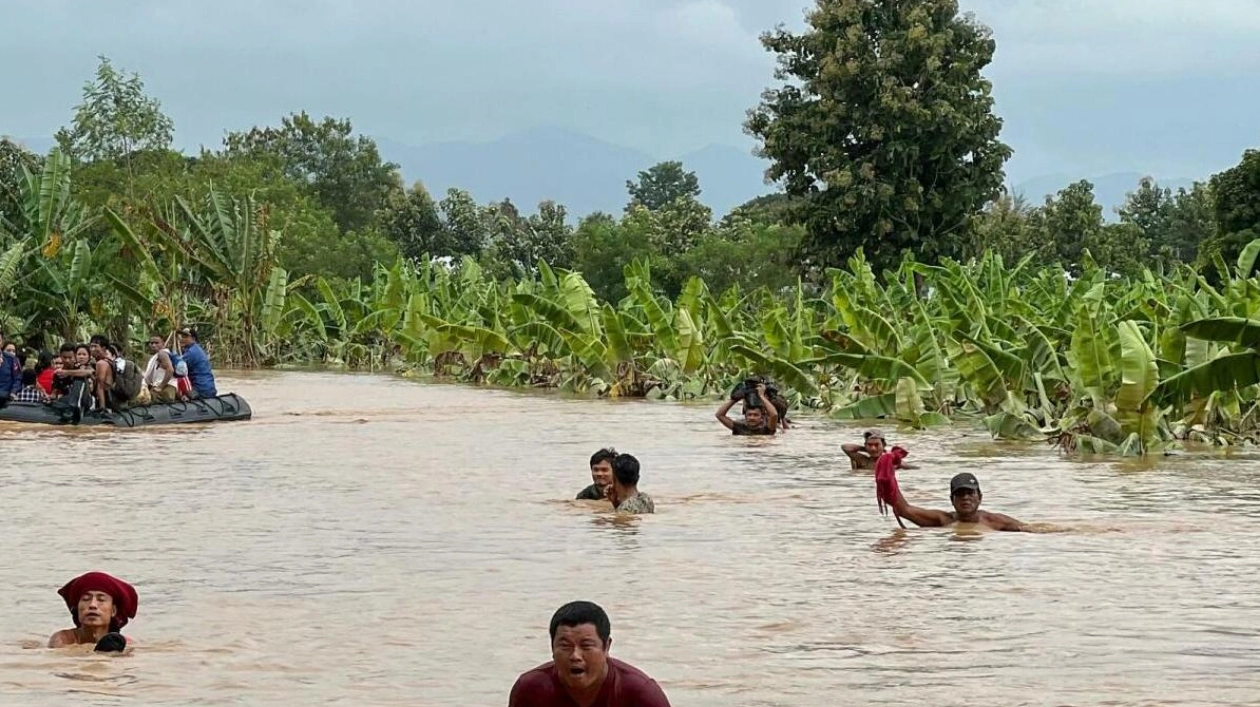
48,571,138,651
34,350,56,395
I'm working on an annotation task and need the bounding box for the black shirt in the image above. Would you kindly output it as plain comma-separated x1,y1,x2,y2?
732,421,775,436
575,483,605,500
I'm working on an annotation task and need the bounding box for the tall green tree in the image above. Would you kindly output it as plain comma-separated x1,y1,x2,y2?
1118,178,1214,266
55,56,175,162
223,112,401,233
745,0,1012,271
626,161,701,211
1030,180,1105,269
54,56,175,197
1029,180,1147,277
1201,149,1260,275
379,181,450,261
485,200,575,277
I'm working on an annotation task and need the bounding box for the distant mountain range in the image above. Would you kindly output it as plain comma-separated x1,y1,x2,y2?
8,129,1198,220
374,130,1201,220
374,127,774,218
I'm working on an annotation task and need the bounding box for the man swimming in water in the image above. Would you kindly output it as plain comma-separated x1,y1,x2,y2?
888,472,1027,532
509,600,672,707
576,448,616,501
605,453,654,514
48,571,138,651
715,382,778,435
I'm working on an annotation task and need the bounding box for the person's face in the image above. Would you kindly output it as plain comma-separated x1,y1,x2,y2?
3,343,14,356
60,351,75,367
53,358,64,371
148,338,162,353
75,349,91,366
590,460,613,489
76,590,116,630
745,407,764,427
951,488,981,516
865,437,886,456
551,624,610,695
89,342,104,359
178,333,192,348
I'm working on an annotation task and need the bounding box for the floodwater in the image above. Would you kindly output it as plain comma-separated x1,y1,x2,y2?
2,371,1259,706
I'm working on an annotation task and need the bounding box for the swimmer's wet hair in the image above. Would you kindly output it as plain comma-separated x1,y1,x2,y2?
589,448,618,468
612,453,640,486
550,600,611,643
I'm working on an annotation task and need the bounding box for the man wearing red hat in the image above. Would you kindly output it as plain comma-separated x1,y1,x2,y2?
48,571,139,651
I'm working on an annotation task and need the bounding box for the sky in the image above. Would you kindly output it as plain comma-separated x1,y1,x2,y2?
2,0,1258,184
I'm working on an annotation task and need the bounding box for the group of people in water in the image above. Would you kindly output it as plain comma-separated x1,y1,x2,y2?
36,371,1026,707
0,327,218,414
576,381,1029,535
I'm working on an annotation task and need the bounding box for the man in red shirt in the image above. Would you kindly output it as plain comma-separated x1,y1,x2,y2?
508,601,671,707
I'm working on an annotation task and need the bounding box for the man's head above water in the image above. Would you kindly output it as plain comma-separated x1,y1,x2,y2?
949,472,982,519
549,601,612,695
589,448,616,489
864,429,887,456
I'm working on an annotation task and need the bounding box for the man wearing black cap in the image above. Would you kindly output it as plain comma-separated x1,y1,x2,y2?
887,471,1026,531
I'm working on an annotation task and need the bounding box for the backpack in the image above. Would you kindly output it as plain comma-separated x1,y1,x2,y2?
113,359,143,402
168,350,188,378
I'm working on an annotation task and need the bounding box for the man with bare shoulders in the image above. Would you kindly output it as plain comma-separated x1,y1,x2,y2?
48,571,138,652
888,472,1026,532
509,600,671,707
87,335,117,410
843,429,917,471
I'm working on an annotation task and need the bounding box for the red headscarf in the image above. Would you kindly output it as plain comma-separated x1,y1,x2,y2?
57,572,139,629
875,447,909,528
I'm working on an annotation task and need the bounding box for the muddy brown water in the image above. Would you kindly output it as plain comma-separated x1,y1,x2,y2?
1,371,1258,706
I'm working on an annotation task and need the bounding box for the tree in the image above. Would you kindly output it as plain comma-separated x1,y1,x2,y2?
438,188,491,257
485,200,575,277
1028,180,1147,277
379,182,450,261
1029,180,1105,270
1118,178,1214,267
572,212,654,302
54,56,175,196
1201,150,1260,275
745,0,1012,271
679,218,805,296
626,161,701,211
963,191,1034,264
224,112,401,233
0,139,44,228
55,56,175,162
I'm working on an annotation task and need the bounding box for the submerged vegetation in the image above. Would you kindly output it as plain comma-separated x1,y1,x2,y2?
3,1,1260,456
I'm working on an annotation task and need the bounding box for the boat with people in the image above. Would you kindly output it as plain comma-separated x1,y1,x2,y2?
0,393,252,428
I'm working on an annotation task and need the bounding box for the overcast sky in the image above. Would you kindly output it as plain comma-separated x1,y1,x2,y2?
3,0,1258,183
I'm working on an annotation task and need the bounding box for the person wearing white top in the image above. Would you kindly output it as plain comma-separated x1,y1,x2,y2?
142,335,179,403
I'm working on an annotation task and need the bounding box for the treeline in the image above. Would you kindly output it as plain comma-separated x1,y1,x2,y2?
3,0,1260,361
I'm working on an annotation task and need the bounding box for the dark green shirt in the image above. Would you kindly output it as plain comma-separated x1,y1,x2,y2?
575,483,604,500
732,421,775,436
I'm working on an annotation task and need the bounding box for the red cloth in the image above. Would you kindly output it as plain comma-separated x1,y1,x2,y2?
509,657,671,707
57,572,138,629
36,368,55,395
875,447,909,527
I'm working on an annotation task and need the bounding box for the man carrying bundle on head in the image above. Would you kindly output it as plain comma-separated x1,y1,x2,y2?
716,376,785,436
